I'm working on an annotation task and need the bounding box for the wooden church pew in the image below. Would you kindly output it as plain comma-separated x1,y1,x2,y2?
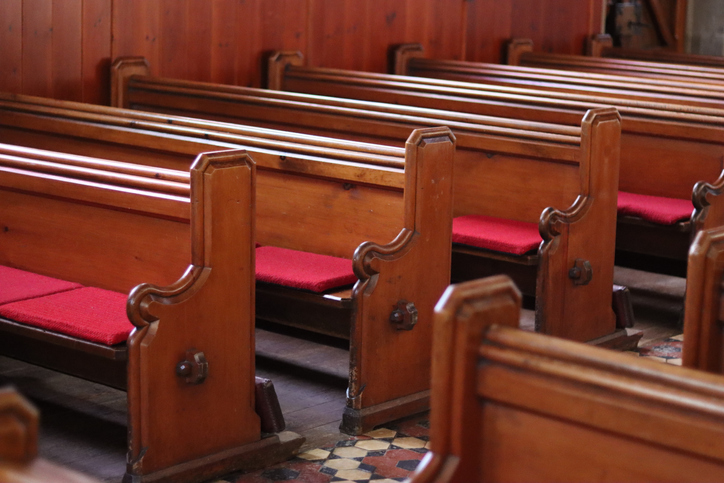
410,275,724,483
0,386,100,483
0,95,454,434
0,145,307,482
588,33,724,69
682,226,724,374
109,57,629,346
507,37,724,88
394,43,724,110
266,52,724,277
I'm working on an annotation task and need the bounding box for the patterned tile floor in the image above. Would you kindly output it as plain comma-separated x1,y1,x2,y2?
215,334,683,483
218,416,430,483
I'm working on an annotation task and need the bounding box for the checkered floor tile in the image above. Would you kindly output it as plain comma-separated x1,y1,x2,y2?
221,416,430,482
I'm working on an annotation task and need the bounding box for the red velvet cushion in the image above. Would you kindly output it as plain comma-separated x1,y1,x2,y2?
618,191,693,225
0,265,83,305
452,215,542,256
0,287,133,346
256,246,357,293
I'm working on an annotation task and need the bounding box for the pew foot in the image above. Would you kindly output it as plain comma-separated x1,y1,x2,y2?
587,327,643,351
340,390,430,435
122,431,304,483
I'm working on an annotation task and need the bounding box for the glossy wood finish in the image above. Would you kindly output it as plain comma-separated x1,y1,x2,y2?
0,95,454,434
112,57,623,344
509,37,724,87
588,33,724,68
682,227,724,373
411,276,724,483
276,56,724,271
1,1,604,103
0,145,307,482
0,387,100,483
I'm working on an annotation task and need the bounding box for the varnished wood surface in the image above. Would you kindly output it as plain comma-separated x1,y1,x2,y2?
589,34,724,68
0,0,602,104
411,276,724,483
112,58,622,344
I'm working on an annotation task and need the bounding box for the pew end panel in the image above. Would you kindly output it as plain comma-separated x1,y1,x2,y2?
412,276,724,483
536,108,622,343
683,227,724,373
111,57,151,109
390,43,425,76
505,38,534,66
586,33,614,57
342,128,455,434
0,387,100,483
266,51,305,91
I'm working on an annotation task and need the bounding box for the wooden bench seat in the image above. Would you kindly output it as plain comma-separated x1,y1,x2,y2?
0,144,307,482
0,97,455,434
0,386,100,483
410,275,724,483
264,52,724,276
588,33,724,69
108,57,631,347
507,38,724,89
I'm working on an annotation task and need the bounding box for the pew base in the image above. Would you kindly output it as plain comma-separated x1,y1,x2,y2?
587,327,643,351
123,431,304,483
616,218,691,277
340,389,430,435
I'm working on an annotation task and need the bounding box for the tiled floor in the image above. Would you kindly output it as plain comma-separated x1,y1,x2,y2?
218,333,684,483
218,416,430,483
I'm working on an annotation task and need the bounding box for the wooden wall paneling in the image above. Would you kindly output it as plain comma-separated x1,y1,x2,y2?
185,1,213,82
21,0,53,97
0,1,22,93
420,0,466,61
111,0,161,76
306,0,367,70
51,0,83,102
232,0,263,87
210,0,242,85
81,0,112,105
258,0,308,86
158,0,189,79
465,0,514,62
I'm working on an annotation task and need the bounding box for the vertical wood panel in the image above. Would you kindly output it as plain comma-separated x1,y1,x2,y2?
210,0,240,85
465,0,513,62
0,1,22,93
51,0,82,101
22,0,53,96
112,0,160,74
185,0,213,82
81,0,112,104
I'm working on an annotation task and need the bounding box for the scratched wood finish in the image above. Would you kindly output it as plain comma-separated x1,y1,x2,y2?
410,276,724,483
110,61,626,344
1,0,605,103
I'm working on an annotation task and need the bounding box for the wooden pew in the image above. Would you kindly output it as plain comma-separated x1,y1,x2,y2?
394,42,724,110
0,144,307,482
0,96,455,434
682,227,724,373
588,33,724,69
266,51,724,276
0,386,100,483
507,37,724,88
109,57,630,347
410,275,724,483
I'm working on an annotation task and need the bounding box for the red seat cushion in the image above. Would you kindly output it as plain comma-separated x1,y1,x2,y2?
0,265,83,305
452,215,542,256
0,287,133,346
618,191,693,225
256,246,357,293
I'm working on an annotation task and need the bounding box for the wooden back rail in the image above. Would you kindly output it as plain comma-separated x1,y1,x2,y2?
588,33,724,69
410,275,724,483
0,386,100,483
683,227,724,374
394,43,724,110
266,52,724,269
0,144,301,482
109,57,624,346
0,94,455,435
508,37,724,88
